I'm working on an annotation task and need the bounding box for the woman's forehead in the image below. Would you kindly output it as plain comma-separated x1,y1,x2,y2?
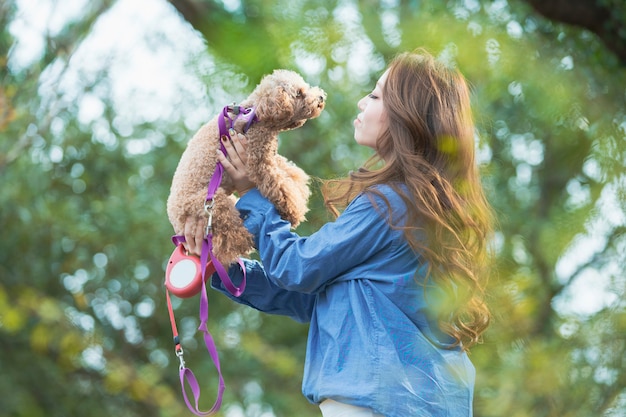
376,69,390,89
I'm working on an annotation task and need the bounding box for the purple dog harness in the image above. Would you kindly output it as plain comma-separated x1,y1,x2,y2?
166,104,257,415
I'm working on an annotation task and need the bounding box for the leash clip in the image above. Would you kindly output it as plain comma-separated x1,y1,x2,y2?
176,347,186,370
204,199,214,237
230,102,240,115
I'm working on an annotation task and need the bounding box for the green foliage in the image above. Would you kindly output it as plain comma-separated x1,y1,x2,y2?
1,0,625,416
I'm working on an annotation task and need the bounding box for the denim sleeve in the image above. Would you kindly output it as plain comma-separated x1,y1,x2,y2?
210,257,316,323
235,187,402,294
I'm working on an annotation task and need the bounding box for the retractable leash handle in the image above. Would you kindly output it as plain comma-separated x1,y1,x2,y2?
165,104,256,415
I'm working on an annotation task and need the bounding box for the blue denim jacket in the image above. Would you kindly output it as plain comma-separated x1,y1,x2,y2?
212,186,475,417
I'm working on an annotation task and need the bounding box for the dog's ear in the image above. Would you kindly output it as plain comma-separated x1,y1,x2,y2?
254,85,295,124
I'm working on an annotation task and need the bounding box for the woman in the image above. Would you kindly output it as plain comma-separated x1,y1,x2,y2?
185,49,493,416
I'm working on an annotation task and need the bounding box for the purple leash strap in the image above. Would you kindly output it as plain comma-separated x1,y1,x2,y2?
177,274,225,415
168,104,257,415
207,103,256,295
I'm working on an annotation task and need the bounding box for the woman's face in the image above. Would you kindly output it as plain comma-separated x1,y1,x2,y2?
354,70,389,149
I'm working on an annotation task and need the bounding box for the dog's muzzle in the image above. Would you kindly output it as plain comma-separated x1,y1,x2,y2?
315,89,326,108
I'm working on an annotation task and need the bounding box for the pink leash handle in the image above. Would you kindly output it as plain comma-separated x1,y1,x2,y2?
171,235,246,297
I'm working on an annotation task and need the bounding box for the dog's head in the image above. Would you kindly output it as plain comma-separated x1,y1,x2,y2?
244,70,326,131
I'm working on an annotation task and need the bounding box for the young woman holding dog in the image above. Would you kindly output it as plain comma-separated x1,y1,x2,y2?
186,49,494,417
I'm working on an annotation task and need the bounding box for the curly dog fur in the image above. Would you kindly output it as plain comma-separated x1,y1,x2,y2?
167,70,326,265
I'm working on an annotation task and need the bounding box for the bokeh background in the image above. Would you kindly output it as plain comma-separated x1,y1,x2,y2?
1,0,625,416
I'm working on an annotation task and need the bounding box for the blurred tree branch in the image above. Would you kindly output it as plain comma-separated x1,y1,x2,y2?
523,0,626,64
0,0,115,173
166,0,282,78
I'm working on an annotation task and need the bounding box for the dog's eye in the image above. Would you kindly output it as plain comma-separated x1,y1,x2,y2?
296,90,303,98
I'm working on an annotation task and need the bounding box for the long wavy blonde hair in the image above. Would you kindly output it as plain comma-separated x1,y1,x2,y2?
323,49,493,350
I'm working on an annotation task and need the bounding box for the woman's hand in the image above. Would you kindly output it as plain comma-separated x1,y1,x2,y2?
182,133,255,256
218,132,256,196
182,216,205,256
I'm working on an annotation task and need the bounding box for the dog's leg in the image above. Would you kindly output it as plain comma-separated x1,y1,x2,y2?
249,157,304,227
167,119,220,234
274,155,311,226
211,189,254,265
